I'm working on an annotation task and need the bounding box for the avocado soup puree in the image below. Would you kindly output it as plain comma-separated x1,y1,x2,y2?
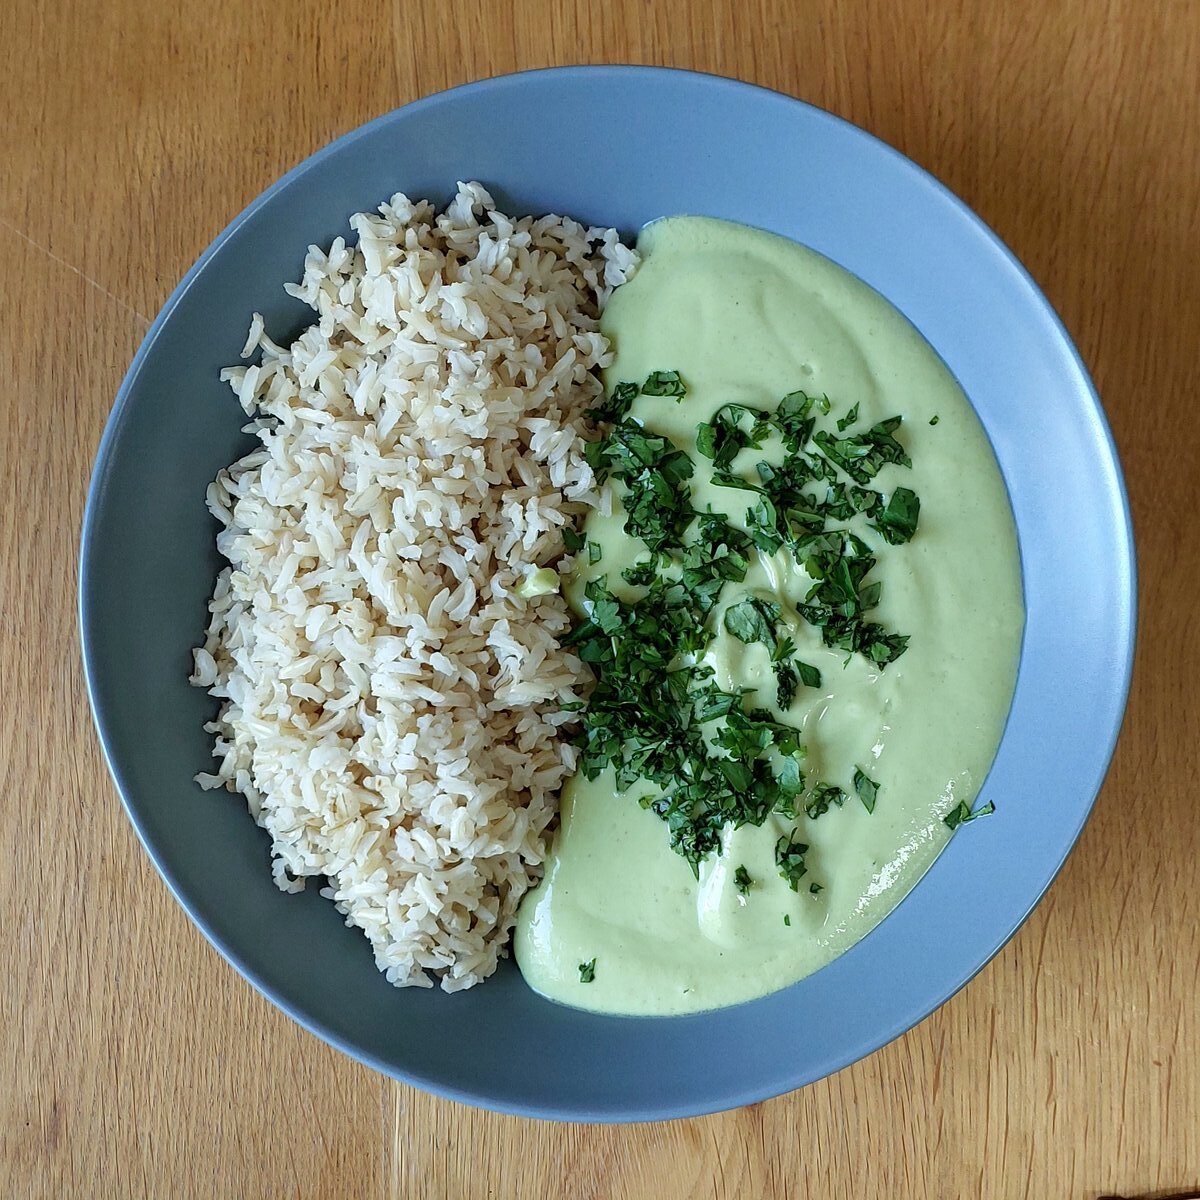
514,217,1023,1015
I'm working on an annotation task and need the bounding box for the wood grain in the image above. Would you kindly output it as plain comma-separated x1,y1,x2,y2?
2,0,1197,1196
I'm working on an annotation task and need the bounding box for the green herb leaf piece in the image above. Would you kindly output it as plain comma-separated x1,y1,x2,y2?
578,958,597,983
871,486,921,545
586,380,640,423
695,403,771,471
805,783,847,819
582,577,624,635
774,754,805,800
620,558,658,587
774,659,799,710
813,416,911,485
853,768,879,814
680,514,752,614
734,865,753,896
796,661,822,689
723,597,780,646
695,421,717,462
641,370,687,399
595,420,696,553
944,799,996,830
775,390,819,448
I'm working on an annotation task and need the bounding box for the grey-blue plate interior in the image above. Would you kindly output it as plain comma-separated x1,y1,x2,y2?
79,66,1136,1122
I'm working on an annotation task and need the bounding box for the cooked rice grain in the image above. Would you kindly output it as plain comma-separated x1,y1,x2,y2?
191,182,636,991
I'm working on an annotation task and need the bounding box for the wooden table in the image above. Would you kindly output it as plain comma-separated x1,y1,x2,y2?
3,1,1197,1196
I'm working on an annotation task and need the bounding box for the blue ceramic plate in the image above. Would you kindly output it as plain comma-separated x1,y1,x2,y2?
80,67,1135,1121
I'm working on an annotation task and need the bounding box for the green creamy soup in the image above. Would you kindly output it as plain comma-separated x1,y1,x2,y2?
513,216,1024,1015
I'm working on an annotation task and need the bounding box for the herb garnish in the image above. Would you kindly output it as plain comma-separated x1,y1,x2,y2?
853,768,879,814
571,376,920,880
566,571,808,874
695,389,918,668
589,420,695,553
812,415,911,485
775,830,810,890
723,597,778,646
578,958,597,983
943,799,996,829
871,486,921,546
641,369,688,398
721,600,822,710
805,783,847,820
681,514,753,614
586,380,639,423
795,659,822,690
591,371,688,420
695,402,774,470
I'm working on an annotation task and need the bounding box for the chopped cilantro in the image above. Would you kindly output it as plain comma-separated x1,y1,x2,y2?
641,370,687,398
774,753,805,803
853,768,879,814
743,493,786,555
700,393,917,669
769,637,821,710
588,541,603,565
563,527,585,554
809,881,824,895
592,421,695,553
723,597,779,646
773,658,799,709
620,558,658,587
813,416,911,485
794,530,911,667
929,415,940,426
783,913,792,926
568,572,809,875
772,389,820,448
944,799,996,830
805,783,847,819
567,376,920,884
578,958,596,983
871,486,920,546
721,597,825,710
582,577,623,635
775,830,810,890
681,514,752,614
796,660,822,690
586,380,639,423
695,402,772,470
